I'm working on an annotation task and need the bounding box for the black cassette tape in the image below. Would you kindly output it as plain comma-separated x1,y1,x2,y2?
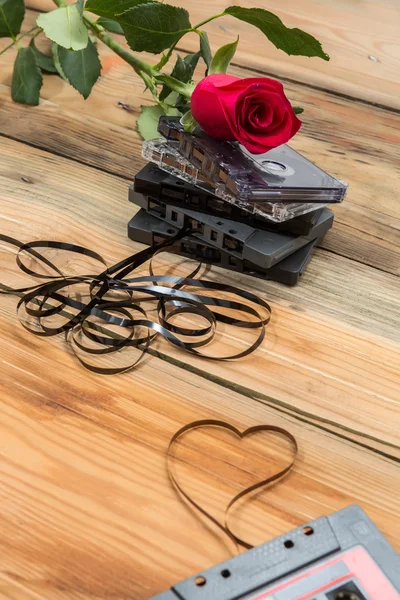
127,209,322,286
149,505,400,600
134,164,325,236
156,117,347,206
129,190,333,270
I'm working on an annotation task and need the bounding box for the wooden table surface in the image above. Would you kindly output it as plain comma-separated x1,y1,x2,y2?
1,2,399,599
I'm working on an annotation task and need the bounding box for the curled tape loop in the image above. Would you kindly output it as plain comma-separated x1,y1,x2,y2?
167,420,298,551
0,232,271,373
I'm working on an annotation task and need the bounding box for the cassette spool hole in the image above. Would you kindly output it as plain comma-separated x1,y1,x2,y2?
261,160,286,172
326,581,365,600
284,540,294,549
334,594,361,600
194,576,206,587
303,526,314,536
221,569,231,578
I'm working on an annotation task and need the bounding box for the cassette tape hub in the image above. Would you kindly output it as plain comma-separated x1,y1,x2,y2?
129,188,333,270
157,117,347,205
127,209,322,286
149,506,400,600
133,164,326,236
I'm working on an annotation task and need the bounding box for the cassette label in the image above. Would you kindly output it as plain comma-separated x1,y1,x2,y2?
243,547,399,599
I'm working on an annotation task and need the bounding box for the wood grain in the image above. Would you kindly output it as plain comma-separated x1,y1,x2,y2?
1,6,400,599
1,303,400,600
1,11,400,278
1,136,399,452
26,0,400,109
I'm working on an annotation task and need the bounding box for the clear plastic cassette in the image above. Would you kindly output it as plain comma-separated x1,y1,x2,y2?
157,117,347,205
142,138,331,223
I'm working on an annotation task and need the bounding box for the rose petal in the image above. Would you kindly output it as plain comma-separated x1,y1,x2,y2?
191,87,236,140
191,74,302,153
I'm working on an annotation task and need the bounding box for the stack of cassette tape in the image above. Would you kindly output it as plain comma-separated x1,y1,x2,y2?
128,116,347,285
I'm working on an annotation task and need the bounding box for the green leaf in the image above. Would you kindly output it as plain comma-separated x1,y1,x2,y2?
11,46,42,106
29,38,57,73
56,39,101,99
37,5,89,51
86,0,151,20
96,17,124,34
159,52,200,102
137,104,180,140
118,3,192,54
0,0,25,39
163,91,189,112
184,52,201,71
209,37,238,75
199,31,211,71
52,43,69,81
180,110,198,134
224,6,329,60
76,0,85,16
293,106,304,115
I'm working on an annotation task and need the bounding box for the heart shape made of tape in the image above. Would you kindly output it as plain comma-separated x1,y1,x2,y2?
167,419,298,551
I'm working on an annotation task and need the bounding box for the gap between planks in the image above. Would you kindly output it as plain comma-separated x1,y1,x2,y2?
0,129,396,280
0,279,399,462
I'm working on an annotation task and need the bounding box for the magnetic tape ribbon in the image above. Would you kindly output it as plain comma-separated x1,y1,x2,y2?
0,231,271,374
167,420,298,551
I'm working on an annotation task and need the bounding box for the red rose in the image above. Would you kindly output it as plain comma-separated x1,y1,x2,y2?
190,74,301,155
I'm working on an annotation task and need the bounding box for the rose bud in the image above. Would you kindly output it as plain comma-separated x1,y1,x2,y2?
190,74,302,155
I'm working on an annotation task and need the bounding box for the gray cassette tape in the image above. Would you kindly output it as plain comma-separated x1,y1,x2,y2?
149,505,400,600
129,189,333,270
127,209,322,286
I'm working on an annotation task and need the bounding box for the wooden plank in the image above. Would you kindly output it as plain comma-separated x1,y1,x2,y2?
1,11,400,276
1,136,399,454
0,7,399,599
25,0,400,109
1,304,400,600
